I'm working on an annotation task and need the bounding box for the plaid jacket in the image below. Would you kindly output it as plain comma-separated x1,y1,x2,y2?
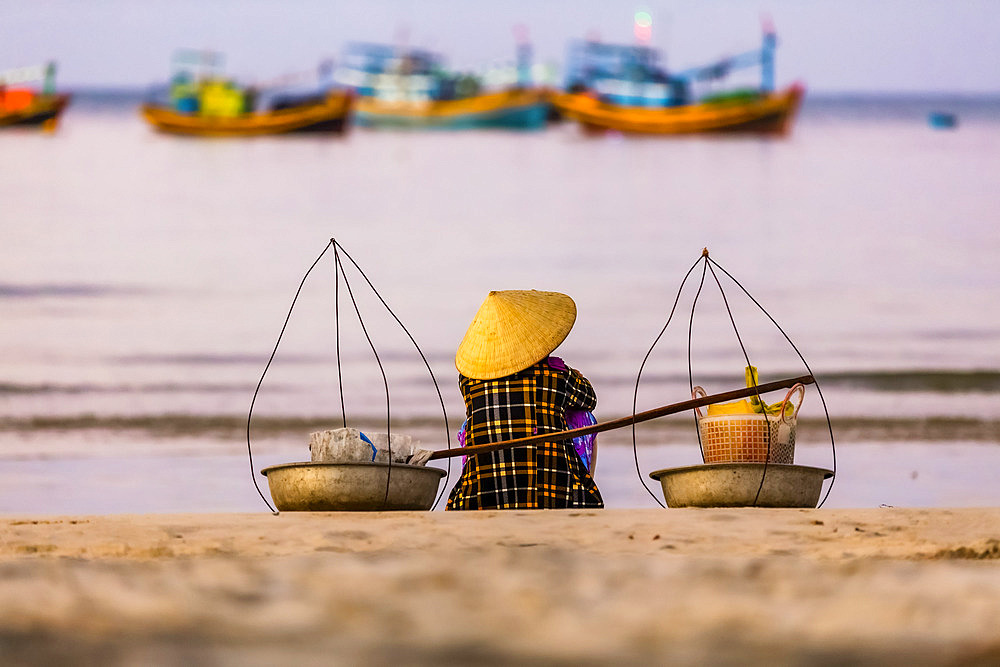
446,357,604,510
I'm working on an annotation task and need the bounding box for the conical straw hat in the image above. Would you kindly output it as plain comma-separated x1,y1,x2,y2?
455,290,577,380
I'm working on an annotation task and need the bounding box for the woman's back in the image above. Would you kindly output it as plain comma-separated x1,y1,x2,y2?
447,357,603,510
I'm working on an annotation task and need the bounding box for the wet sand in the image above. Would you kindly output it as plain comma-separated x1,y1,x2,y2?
1,508,999,665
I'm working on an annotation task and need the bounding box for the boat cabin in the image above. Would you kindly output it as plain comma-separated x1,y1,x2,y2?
563,41,690,107
334,42,518,103
564,27,778,108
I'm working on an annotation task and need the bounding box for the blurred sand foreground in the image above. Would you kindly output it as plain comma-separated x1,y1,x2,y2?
1,508,999,666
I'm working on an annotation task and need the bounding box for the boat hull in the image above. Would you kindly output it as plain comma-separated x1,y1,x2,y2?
140,91,353,137
354,88,549,130
552,84,804,135
0,94,71,129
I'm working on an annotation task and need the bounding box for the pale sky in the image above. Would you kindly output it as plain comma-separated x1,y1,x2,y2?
2,0,999,93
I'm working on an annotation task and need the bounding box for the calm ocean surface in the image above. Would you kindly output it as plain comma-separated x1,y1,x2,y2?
2,93,999,512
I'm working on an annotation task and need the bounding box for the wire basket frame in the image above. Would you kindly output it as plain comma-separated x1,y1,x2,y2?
631,250,837,508
246,238,453,513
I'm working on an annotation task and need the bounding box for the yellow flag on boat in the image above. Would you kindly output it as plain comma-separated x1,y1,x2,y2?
704,366,794,417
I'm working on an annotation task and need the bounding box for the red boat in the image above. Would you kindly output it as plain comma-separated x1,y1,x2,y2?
0,62,70,130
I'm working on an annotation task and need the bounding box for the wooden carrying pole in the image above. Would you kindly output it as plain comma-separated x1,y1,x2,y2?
428,374,814,461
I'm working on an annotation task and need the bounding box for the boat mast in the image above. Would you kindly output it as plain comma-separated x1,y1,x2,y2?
513,24,532,87
43,62,57,95
760,18,776,92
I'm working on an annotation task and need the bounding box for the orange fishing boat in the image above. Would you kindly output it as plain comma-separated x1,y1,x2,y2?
551,85,803,135
141,50,352,137
141,90,352,137
555,21,803,136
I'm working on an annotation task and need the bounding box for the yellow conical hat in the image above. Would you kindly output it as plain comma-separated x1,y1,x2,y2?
455,290,577,380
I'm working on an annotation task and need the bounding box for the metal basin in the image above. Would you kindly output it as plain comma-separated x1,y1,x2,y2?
261,462,446,511
649,463,834,508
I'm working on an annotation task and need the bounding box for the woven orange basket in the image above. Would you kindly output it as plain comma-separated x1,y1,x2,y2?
692,384,804,464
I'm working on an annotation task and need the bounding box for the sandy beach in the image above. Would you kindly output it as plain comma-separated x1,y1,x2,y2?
1,508,999,666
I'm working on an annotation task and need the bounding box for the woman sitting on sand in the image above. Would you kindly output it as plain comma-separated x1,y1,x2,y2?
446,290,604,510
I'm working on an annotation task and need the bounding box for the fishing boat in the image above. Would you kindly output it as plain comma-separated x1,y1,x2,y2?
552,23,803,135
928,111,958,130
552,85,803,135
140,50,352,137
352,87,549,130
334,42,550,130
141,91,352,137
0,62,71,130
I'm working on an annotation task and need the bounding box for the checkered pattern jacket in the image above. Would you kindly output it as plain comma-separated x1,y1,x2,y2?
446,357,604,510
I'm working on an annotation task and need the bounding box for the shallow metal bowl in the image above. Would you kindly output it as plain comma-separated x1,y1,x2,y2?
649,463,834,508
260,462,446,511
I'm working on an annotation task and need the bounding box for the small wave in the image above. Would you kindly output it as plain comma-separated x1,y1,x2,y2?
819,370,1000,393
0,414,457,439
111,350,455,368
618,416,1000,443
0,414,998,444
370,349,454,364
913,329,1000,342
112,353,326,366
0,283,146,299
596,369,1000,393
0,382,277,395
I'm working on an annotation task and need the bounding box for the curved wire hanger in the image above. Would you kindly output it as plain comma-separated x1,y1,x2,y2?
631,249,837,508
246,238,452,513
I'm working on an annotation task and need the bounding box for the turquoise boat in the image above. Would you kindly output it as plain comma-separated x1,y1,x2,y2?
333,43,550,130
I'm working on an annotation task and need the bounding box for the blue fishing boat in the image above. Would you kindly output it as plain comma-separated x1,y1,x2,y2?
333,42,549,130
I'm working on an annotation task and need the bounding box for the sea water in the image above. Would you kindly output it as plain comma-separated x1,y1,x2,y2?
2,93,999,512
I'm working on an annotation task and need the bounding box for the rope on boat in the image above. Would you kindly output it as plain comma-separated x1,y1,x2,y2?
246,238,453,513
631,249,837,508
